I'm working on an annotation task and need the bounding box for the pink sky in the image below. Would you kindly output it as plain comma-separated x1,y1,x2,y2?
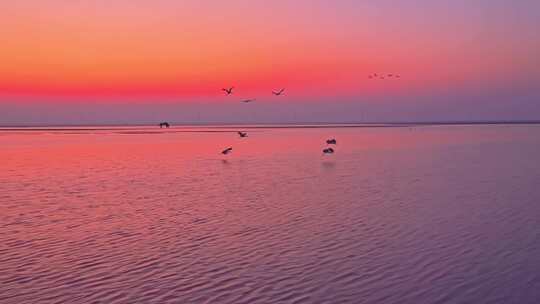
1,0,539,124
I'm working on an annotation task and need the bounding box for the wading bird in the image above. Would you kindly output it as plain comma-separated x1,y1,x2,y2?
222,147,233,155
238,131,248,138
323,147,335,154
326,139,337,145
159,122,170,128
241,99,256,103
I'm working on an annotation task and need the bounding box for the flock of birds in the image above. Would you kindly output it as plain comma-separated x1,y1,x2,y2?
222,135,338,155
368,73,401,80
218,86,339,156
222,86,286,103
159,73,406,156
160,86,340,156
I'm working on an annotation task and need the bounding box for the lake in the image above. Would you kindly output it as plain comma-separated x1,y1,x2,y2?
1,124,539,303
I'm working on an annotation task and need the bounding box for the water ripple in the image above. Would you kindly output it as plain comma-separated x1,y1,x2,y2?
1,125,540,303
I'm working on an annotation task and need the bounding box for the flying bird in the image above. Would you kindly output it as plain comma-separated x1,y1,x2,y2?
326,139,337,145
238,131,248,138
222,87,234,95
323,147,335,154
241,99,256,103
272,88,285,96
221,147,233,155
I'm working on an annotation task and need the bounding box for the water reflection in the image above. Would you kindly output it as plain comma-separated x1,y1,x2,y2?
1,125,540,304
321,160,337,170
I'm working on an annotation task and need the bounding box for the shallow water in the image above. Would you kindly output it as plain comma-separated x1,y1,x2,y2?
1,125,540,304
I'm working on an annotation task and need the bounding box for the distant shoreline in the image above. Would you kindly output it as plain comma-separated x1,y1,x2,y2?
1,121,540,131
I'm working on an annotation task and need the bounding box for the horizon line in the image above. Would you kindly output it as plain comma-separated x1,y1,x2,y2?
1,120,540,130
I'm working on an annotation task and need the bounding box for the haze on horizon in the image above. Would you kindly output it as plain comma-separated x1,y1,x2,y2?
1,0,539,125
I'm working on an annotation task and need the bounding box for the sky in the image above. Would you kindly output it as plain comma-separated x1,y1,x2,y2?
1,0,539,125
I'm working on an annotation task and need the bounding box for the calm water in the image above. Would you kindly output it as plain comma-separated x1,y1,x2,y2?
1,125,540,304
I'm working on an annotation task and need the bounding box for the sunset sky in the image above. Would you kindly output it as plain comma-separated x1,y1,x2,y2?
1,0,539,125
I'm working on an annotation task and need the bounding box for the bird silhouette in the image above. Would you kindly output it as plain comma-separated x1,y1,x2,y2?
222,147,233,155
241,99,256,103
238,131,248,138
272,88,285,96
323,147,335,154
222,87,234,95
326,139,337,145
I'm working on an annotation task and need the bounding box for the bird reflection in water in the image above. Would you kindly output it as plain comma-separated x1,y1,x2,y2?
321,161,336,170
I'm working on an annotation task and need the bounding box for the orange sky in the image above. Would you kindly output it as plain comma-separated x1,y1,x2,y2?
0,1,539,123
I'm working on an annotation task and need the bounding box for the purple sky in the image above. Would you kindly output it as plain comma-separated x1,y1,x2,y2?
1,0,539,125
